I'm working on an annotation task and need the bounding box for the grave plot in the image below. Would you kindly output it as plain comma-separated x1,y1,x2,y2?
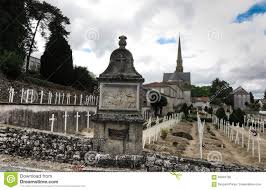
210,115,266,167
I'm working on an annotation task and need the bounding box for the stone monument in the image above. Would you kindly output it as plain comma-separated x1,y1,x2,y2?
92,35,144,155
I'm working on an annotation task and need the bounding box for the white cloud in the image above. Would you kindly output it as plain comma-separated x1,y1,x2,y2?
32,0,266,98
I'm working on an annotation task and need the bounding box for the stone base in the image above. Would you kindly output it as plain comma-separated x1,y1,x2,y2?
92,114,143,155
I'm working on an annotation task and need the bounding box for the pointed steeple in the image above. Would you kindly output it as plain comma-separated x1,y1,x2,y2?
176,35,183,72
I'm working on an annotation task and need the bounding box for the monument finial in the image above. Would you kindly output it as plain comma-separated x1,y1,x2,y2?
119,35,127,48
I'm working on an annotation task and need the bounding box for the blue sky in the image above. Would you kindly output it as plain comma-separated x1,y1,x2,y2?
235,1,266,23
156,37,177,45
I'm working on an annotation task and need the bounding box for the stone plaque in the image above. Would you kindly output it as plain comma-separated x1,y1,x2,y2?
99,83,139,111
108,128,128,140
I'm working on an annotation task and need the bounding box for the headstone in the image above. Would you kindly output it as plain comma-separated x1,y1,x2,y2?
63,111,69,134
75,112,81,133
92,36,144,154
49,114,56,132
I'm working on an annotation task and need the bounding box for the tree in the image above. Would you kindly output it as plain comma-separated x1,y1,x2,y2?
40,16,73,85
210,78,233,106
229,108,245,126
72,66,97,92
264,89,266,99
180,103,189,118
216,107,226,121
0,50,23,78
151,96,168,116
250,92,254,103
0,0,29,56
191,85,211,97
25,0,70,73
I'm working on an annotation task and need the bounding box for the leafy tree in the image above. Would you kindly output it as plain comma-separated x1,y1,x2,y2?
216,107,226,121
208,107,213,115
229,108,245,126
0,0,29,56
180,103,189,118
40,16,72,85
0,50,24,78
191,85,211,97
250,92,254,103
25,0,70,73
72,66,97,92
209,78,233,106
151,96,168,116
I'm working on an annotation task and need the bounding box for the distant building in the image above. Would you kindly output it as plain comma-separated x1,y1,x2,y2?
144,36,191,115
162,36,191,103
192,96,210,109
24,56,41,72
232,86,250,110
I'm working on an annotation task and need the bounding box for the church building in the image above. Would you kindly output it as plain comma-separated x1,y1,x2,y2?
144,36,191,114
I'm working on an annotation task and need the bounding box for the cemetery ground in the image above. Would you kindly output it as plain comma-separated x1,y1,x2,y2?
145,121,266,168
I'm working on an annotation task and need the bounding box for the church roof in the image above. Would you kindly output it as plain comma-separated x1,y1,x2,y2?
232,86,249,95
163,72,191,83
99,35,144,82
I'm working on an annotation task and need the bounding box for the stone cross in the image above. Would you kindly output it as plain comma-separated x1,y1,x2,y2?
21,88,24,103
86,111,91,128
25,89,29,103
48,91,52,104
66,93,71,104
40,90,44,104
62,93,65,104
58,93,61,104
49,114,56,132
55,92,58,104
63,111,69,134
29,89,34,103
8,87,15,103
75,112,81,133
74,94,77,105
80,94,83,105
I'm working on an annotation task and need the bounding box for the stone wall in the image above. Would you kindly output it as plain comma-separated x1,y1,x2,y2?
0,104,97,134
0,125,264,172
0,125,105,164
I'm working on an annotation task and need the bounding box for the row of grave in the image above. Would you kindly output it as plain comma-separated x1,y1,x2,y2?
5,87,98,106
212,115,265,163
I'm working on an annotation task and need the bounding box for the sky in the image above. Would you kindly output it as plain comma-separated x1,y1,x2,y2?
33,0,266,98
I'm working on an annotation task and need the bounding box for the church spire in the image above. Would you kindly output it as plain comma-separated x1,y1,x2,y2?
176,35,183,72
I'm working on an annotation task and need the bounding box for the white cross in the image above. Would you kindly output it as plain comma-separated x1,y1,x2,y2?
86,111,92,128
25,89,29,103
55,92,58,104
20,88,24,103
49,114,57,132
66,93,71,104
80,94,83,105
63,111,69,134
40,90,44,104
74,94,77,105
75,112,81,132
48,91,52,104
8,87,15,103
58,93,61,104
62,93,65,104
